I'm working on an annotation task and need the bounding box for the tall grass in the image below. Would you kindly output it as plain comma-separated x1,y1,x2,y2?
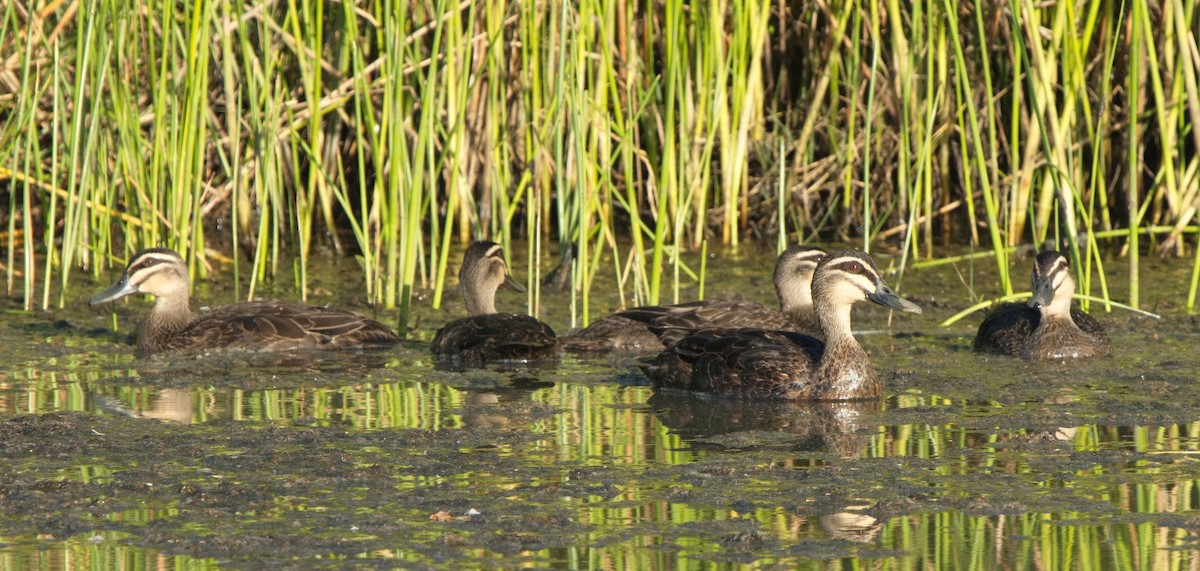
2,0,1199,325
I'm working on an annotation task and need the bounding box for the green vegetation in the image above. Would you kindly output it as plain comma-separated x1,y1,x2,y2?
2,0,1199,326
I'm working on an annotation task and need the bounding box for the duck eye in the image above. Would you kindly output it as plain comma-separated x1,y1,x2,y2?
848,262,862,273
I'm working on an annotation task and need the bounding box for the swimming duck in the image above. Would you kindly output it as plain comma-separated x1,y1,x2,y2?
431,241,558,362
633,249,921,400
89,248,399,357
974,250,1110,360
561,245,826,352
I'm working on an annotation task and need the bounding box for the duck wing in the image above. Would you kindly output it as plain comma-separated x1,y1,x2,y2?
615,300,790,347
171,301,397,352
560,315,662,352
1070,309,1109,345
973,302,1036,356
640,328,825,399
431,313,558,362
624,300,787,330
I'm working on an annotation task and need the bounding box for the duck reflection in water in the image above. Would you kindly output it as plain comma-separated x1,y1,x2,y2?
646,392,881,458
820,508,882,543
91,387,195,424
457,376,557,431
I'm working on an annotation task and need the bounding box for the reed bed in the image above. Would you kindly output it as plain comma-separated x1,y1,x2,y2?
2,0,1199,325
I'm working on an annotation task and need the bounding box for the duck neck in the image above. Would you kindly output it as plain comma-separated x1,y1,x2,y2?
813,300,880,400
778,280,813,316
141,293,194,354
815,302,855,345
1046,280,1075,318
464,285,498,315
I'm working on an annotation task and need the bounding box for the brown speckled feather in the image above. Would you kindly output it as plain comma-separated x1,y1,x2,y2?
640,329,829,399
558,315,662,352
1020,315,1110,360
431,313,558,363
562,246,825,352
633,249,921,401
142,301,399,356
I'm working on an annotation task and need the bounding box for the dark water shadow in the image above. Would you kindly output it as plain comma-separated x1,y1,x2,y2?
646,391,881,457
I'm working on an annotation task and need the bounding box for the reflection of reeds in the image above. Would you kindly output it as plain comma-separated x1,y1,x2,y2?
3,0,1199,327
7,372,1200,566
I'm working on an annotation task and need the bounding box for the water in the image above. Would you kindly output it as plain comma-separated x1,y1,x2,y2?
2,247,1200,569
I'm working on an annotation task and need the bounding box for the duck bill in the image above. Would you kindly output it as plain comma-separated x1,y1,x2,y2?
89,275,137,306
867,280,922,314
1027,280,1055,309
503,274,527,293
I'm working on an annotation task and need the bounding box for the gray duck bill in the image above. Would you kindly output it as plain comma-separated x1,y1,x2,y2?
503,274,527,293
89,275,137,306
1028,280,1055,309
867,280,922,314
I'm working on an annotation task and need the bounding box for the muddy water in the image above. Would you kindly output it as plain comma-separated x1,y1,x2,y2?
3,246,1200,569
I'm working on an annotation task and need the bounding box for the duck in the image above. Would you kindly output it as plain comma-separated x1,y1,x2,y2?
974,249,1110,360
632,249,921,401
88,248,399,357
560,245,826,352
431,241,558,363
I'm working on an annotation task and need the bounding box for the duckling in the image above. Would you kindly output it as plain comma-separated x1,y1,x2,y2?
561,245,826,352
89,248,398,357
633,249,921,401
974,250,1110,360
431,241,558,363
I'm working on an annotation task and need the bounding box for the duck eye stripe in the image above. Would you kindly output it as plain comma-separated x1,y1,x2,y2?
824,259,875,278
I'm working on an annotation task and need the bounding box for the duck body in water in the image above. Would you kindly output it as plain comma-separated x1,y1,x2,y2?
561,245,826,352
89,248,398,357
633,249,921,401
431,241,558,363
974,250,1110,360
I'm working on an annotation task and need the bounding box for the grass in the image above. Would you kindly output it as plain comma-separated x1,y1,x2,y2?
2,0,1200,325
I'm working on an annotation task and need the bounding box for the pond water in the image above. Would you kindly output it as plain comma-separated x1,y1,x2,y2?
2,245,1200,569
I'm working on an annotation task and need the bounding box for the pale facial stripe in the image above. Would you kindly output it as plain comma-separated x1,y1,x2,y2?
791,250,825,264
1035,256,1069,290
127,252,184,284
131,252,181,267
821,255,880,292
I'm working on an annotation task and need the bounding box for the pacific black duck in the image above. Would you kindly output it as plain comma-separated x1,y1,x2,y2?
633,249,921,400
561,245,826,352
89,248,399,357
974,250,1110,360
431,241,559,363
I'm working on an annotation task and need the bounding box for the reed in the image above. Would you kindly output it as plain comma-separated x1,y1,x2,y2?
2,0,1199,325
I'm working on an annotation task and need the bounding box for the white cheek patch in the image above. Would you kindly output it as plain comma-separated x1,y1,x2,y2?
1051,270,1068,294
830,277,870,303
490,260,510,283
137,269,181,295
